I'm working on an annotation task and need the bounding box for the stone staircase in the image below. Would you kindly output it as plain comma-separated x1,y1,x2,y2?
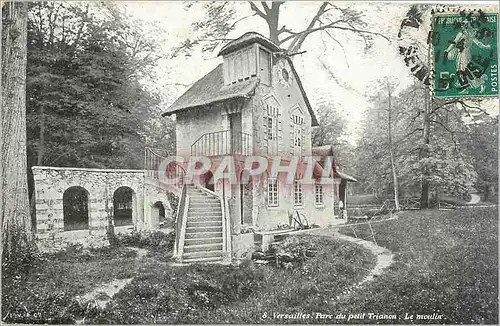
181,185,225,263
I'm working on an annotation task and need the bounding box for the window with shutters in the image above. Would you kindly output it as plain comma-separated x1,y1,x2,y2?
294,179,303,206
267,177,279,207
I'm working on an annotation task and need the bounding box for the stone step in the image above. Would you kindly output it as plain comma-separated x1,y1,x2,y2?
189,196,219,202
189,203,221,208
185,226,222,233
184,237,223,246
182,256,224,264
187,220,222,227
189,208,221,213
188,214,223,219
183,250,224,259
183,243,223,253
188,209,220,214
187,190,204,195
184,231,223,239
188,208,222,213
187,215,223,221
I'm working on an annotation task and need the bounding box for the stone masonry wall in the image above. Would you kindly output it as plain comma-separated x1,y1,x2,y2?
32,166,173,252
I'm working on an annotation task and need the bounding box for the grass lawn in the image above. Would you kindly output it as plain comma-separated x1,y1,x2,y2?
5,207,495,324
2,246,139,324
82,235,376,324
2,234,376,324
337,207,498,324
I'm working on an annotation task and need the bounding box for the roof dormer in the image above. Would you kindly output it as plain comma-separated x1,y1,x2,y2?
218,32,281,86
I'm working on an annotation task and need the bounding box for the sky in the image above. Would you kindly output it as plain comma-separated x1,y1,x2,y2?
123,1,499,144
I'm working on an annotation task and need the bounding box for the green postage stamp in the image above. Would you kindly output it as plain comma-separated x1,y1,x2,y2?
432,11,498,98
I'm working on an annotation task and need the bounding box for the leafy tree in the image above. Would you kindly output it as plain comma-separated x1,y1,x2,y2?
174,1,389,56
355,82,408,203
356,81,482,205
463,114,498,202
396,3,495,207
1,2,37,267
26,1,165,170
311,103,345,148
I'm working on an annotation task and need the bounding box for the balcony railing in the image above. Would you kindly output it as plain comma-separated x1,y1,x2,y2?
191,130,251,156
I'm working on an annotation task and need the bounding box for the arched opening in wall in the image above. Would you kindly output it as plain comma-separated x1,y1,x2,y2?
151,201,166,229
113,187,135,226
201,170,214,192
240,170,253,225
63,186,90,231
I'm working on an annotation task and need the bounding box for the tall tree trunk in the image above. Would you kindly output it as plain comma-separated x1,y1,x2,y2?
419,44,432,209
387,85,400,211
267,2,281,44
1,2,36,265
37,105,45,165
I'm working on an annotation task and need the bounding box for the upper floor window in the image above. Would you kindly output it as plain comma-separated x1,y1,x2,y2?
294,127,301,147
268,177,279,207
291,106,305,156
294,179,303,206
259,48,271,85
263,100,280,155
264,103,279,141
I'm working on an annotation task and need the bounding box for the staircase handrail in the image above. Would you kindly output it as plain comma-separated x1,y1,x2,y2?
191,130,229,147
145,147,170,156
177,196,189,261
173,183,187,258
145,147,186,191
223,196,231,258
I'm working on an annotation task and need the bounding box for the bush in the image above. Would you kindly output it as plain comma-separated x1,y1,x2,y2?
167,191,179,219
114,230,175,250
269,236,318,269
47,243,137,263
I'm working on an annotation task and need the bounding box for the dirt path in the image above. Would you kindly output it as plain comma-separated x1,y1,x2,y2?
74,247,147,323
332,230,394,299
467,193,481,205
304,225,394,299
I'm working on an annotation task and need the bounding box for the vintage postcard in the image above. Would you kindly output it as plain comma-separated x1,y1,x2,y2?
1,1,498,324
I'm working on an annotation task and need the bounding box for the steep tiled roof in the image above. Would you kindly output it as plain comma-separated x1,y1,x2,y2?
162,64,258,116
162,33,318,127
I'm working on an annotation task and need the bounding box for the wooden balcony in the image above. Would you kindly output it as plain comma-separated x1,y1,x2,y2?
191,130,251,156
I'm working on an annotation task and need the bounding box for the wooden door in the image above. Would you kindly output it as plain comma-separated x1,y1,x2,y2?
240,172,253,225
230,113,242,154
